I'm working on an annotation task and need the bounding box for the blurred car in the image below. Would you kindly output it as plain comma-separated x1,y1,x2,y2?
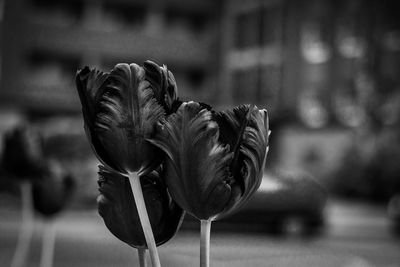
183,171,327,235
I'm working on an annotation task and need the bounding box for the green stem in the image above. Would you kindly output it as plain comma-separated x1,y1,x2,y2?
128,173,161,267
11,181,34,267
200,219,212,267
138,248,147,267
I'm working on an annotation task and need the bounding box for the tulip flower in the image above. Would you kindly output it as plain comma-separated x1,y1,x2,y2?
149,101,270,267
2,125,45,180
75,60,178,174
32,160,75,217
97,165,184,248
1,126,42,267
31,160,75,267
76,61,178,267
1,126,76,267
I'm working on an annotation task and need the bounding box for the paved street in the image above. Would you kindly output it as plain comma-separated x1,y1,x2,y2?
1,199,399,267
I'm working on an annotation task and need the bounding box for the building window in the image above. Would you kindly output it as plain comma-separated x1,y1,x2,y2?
29,0,83,27
234,9,262,49
234,5,282,49
232,66,260,103
102,2,146,30
187,69,205,90
26,50,79,88
261,6,282,46
232,65,281,107
260,65,281,108
165,8,209,35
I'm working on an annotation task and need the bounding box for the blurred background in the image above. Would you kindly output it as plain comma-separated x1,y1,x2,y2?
0,0,400,266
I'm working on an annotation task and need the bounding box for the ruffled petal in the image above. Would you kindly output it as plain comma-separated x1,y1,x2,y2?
214,105,270,218
75,67,120,171
149,102,233,220
93,63,165,173
143,60,178,114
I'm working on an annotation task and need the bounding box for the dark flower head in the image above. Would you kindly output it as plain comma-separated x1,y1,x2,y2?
75,61,178,174
1,125,45,179
143,61,178,114
97,165,185,248
32,160,75,217
149,101,270,220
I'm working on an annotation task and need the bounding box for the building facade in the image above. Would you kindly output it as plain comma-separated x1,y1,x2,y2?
0,0,221,112
1,0,399,127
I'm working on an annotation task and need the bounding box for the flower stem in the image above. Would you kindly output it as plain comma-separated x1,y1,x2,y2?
200,219,212,267
40,219,56,267
128,173,161,267
138,248,147,267
11,181,34,267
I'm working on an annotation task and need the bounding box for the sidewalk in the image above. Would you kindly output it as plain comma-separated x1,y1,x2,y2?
1,199,399,267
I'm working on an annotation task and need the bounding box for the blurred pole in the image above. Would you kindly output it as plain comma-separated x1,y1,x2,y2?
11,181,34,267
40,220,56,267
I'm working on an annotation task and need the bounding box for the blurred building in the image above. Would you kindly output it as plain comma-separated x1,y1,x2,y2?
219,0,400,125
218,0,285,114
0,0,221,113
218,0,400,182
1,0,399,120
0,0,399,186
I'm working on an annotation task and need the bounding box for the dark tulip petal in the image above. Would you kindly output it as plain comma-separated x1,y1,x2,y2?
170,98,184,113
143,60,178,114
241,109,269,194
149,102,233,220
97,165,184,248
75,67,122,171
76,66,108,118
214,105,250,150
168,99,212,114
94,63,165,173
217,107,270,218
32,161,75,217
165,69,178,111
1,126,45,179
214,104,255,190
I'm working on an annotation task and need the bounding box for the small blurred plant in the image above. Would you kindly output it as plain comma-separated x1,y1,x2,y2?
1,125,75,267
